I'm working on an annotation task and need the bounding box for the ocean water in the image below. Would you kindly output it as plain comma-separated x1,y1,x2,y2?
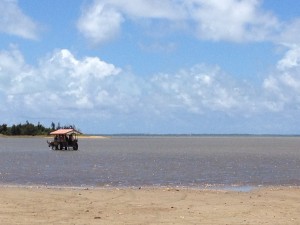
0,136,300,188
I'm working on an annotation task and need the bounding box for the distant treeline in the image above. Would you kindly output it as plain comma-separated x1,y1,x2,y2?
0,121,78,136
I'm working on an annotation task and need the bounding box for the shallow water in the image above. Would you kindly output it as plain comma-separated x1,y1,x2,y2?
0,136,300,188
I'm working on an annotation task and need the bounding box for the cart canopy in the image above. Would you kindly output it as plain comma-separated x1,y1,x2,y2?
50,128,81,135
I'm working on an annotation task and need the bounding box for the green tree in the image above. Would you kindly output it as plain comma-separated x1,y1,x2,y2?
51,122,56,131
0,124,8,135
0,121,78,136
11,125,21,135
23,122,36,135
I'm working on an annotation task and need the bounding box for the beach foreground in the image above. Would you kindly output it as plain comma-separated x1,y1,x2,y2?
0,187,299,225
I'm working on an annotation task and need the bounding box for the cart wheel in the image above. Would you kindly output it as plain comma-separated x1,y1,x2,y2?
73,143,78,150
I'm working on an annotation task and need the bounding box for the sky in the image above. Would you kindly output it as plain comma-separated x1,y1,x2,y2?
1,0,300,134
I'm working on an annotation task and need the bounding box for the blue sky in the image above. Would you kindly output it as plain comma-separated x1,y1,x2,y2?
1,0,300,134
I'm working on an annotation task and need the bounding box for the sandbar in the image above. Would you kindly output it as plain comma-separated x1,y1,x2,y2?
0,186,299,224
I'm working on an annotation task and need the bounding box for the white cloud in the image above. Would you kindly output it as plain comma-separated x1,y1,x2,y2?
77,1,124,45
278,19,300,46
0,45,29,92
1,44,300,133
0,0,39,39
188,0,279,42
39,49,122,110
105,0,186,20
149,64,251,115
263,44,300,112
1,46,255,124
77,0,280,44
277,45,300,70
0,47,122,119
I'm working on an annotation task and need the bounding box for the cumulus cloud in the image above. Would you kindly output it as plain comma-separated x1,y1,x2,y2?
0,45,29,92
1,44,300,133
0,47,122,120
149,65,250,114
77,1,124,44
277,45,300,70
77,0,280,44
187,0,280,42
263,45,300,112
1,46,252,124
0,0,39,39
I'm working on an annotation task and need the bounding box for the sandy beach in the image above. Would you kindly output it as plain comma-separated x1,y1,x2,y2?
0,186,299,225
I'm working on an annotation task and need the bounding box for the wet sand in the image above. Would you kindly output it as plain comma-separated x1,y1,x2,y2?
0,186,299,225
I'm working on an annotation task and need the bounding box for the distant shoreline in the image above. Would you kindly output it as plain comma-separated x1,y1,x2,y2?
0,134,108,139
77,135,108,139
103,134,300,137
1,134,300,138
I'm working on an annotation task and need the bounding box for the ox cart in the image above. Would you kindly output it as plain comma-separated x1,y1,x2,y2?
47,128,81,150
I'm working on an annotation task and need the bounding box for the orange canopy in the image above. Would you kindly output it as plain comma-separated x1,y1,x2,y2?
50,129,81,135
